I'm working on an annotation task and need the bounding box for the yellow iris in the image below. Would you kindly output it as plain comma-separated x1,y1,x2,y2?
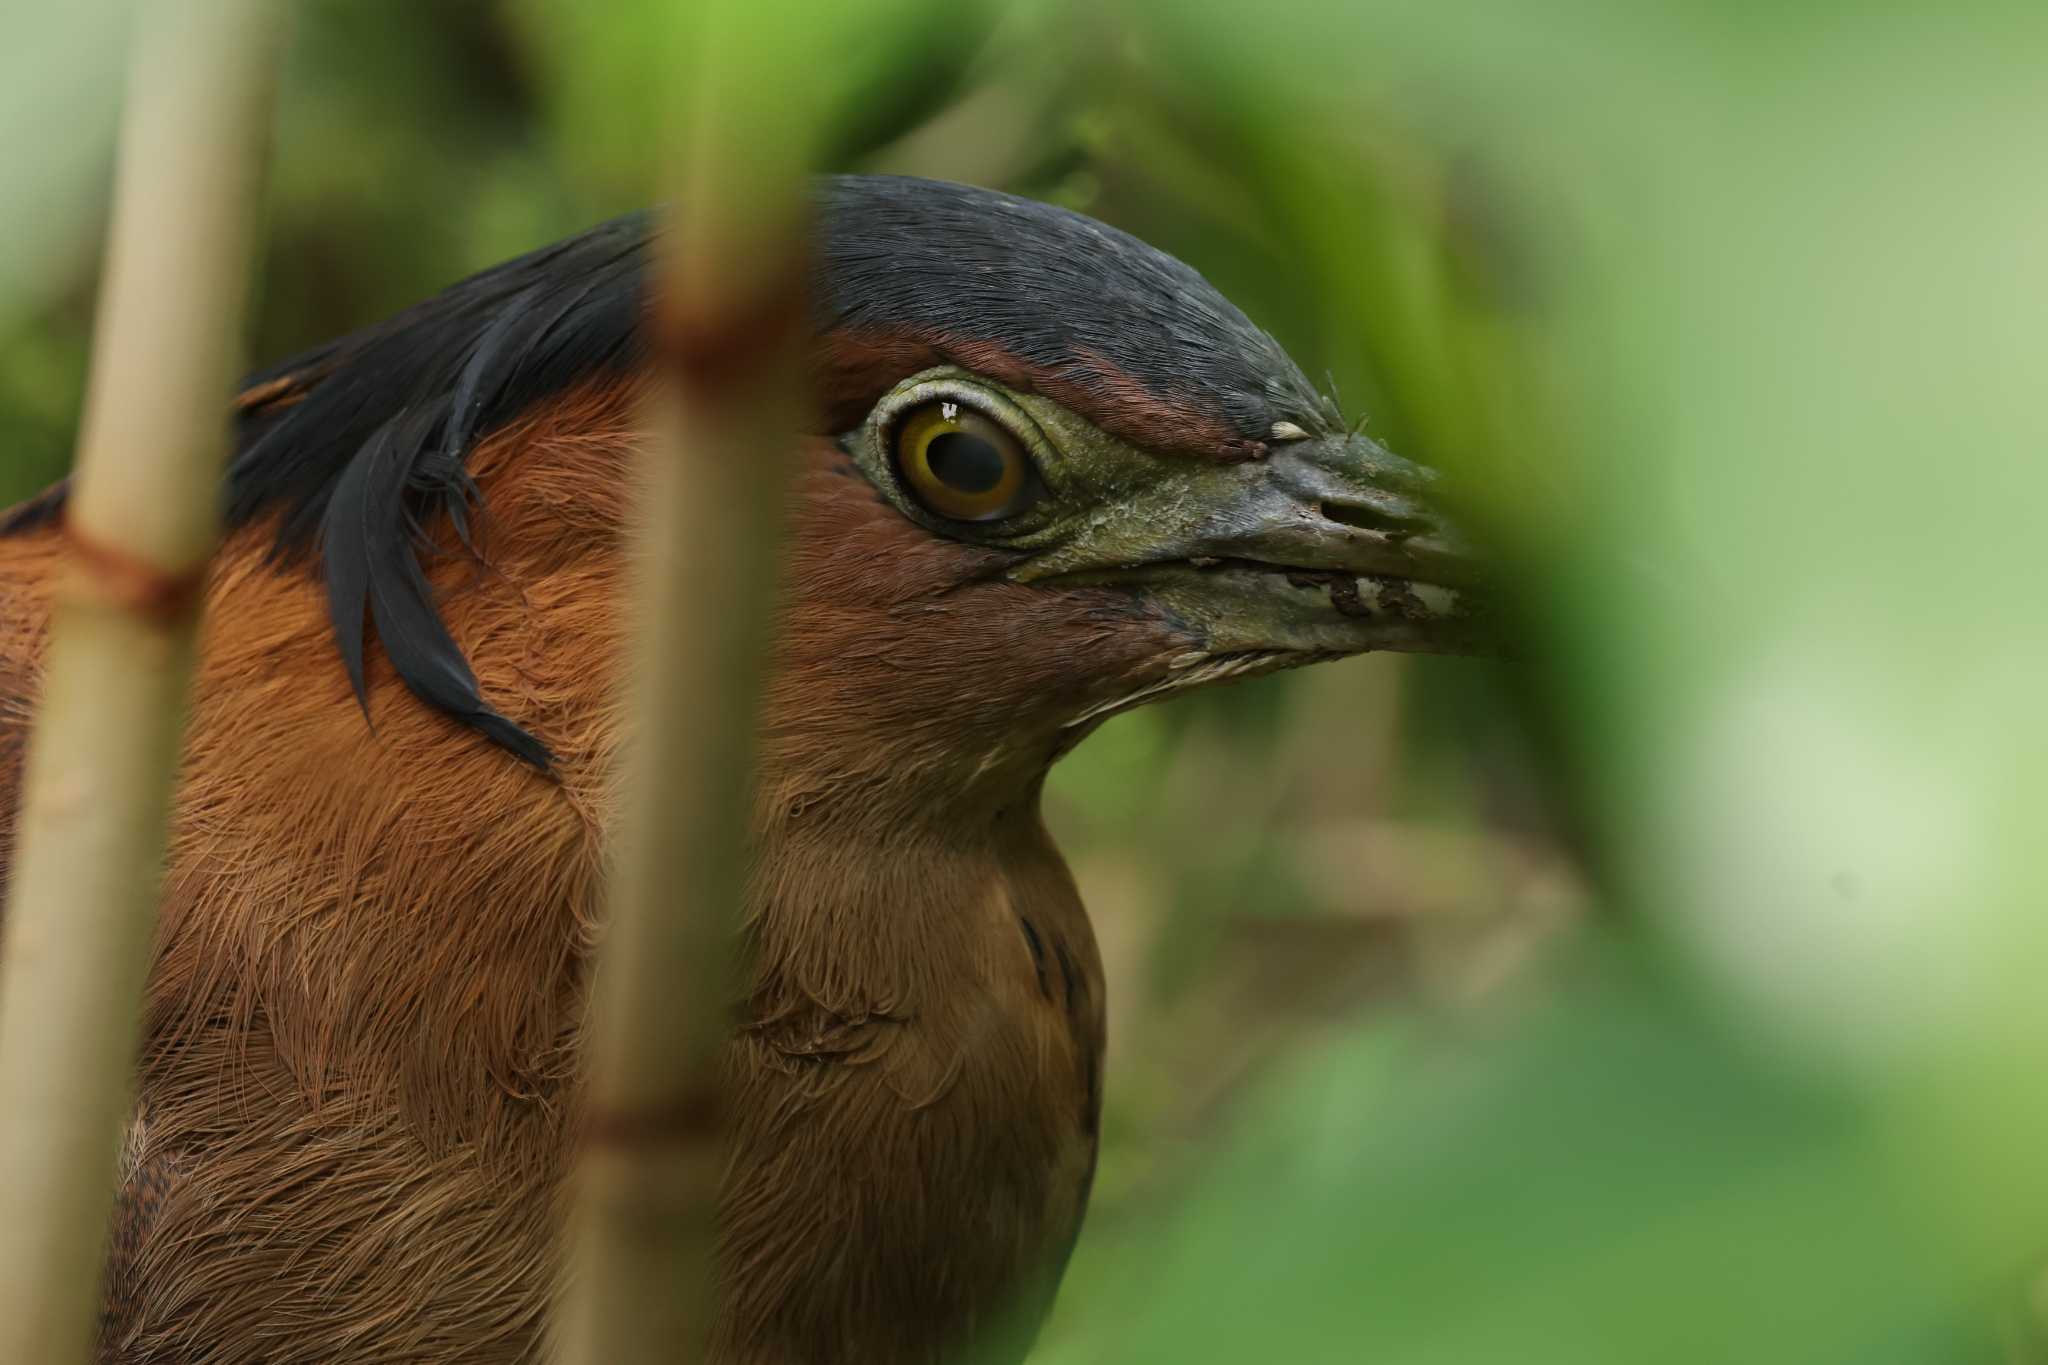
892,401,1033,522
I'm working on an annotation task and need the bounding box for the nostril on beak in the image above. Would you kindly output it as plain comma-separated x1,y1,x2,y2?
1319,500,1433,539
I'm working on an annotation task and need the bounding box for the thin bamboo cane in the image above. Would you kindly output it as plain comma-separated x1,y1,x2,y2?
548,4,814,1360
0,2,280,1358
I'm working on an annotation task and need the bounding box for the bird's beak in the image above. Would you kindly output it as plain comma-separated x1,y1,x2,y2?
1020,432,1491,659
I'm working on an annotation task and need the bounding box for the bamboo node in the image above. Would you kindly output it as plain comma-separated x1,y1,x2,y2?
60,520,207,623
581,1081,723,1151
652,260,810,402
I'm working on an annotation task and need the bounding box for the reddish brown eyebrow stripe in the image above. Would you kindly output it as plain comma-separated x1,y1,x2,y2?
814,327,1267,463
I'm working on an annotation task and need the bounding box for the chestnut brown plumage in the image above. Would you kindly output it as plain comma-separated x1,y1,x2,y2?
0,176,1483,1364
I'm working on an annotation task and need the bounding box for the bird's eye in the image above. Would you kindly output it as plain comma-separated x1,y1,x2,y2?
891,401,1037,522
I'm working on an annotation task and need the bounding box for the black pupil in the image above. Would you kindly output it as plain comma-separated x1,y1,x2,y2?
925,431,1006,494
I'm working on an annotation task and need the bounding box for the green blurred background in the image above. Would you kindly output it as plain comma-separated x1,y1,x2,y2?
7,2,2046,1361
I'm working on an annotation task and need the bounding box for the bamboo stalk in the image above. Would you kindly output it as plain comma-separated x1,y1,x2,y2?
549,4,814,1361
0,2,280,1358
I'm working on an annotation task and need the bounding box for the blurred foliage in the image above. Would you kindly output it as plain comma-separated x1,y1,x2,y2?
5,1,2045,1361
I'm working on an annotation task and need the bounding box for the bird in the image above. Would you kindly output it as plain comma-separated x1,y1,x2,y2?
0,174,1483,1364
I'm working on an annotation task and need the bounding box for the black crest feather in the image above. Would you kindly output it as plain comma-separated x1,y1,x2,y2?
249,215,656,768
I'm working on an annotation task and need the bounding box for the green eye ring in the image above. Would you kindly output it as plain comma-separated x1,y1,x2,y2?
891,400,1039,522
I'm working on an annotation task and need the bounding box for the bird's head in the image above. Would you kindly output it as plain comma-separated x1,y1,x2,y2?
762,178,1487,813
0,176,1487,821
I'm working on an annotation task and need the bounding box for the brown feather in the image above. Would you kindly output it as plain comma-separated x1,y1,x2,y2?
0,375,1181,1363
